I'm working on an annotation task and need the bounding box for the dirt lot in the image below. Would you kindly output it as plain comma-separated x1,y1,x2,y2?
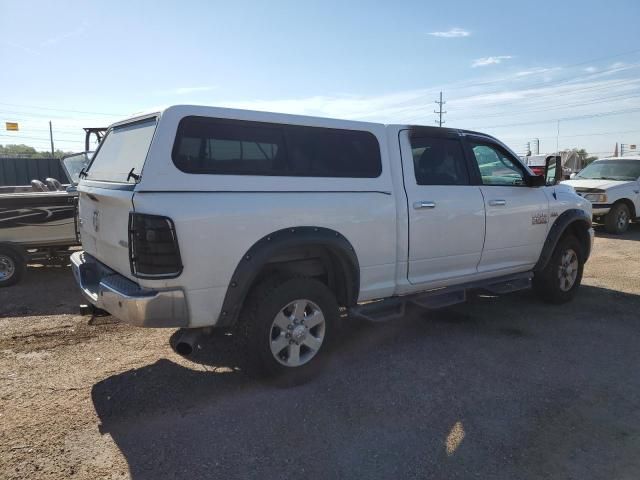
1,225,639,480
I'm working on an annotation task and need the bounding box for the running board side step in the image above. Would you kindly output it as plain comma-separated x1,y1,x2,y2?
348,272,533,323
349,298,406,323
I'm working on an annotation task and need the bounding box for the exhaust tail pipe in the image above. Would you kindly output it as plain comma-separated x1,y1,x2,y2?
173,328,206,356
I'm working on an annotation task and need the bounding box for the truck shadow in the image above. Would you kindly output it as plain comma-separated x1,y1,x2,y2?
91,285,640,480
593,222,640,241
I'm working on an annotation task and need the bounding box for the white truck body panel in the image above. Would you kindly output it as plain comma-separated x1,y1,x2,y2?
74,105,592,328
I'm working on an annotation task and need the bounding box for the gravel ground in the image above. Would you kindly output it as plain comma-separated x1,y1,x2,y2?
1,224,639,480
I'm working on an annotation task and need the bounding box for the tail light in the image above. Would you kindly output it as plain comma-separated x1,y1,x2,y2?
129,213,183,278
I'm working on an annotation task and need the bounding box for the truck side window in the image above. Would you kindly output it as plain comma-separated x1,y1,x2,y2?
410,137,469,186
469,142,526,186
172,116,382,178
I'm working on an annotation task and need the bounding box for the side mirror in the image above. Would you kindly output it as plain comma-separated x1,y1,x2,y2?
544,155,562,185
527,174,546,187
570,172,577,179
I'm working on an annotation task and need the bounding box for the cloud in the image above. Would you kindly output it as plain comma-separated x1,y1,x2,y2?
584,66,597,73
158,86,217,95
40,21,88,47
427,28,470,38
472,55,513,67
209,63,640,134
515,67,559,77
4,41,39,56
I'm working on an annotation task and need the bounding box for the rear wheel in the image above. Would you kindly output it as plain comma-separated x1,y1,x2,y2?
533,235,584,304
0,247,25,288
237,277,339,385
605,203,630,234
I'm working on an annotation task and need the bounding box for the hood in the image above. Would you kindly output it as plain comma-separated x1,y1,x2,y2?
560,178,633,191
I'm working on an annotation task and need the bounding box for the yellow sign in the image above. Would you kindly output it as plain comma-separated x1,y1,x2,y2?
5,122,19,131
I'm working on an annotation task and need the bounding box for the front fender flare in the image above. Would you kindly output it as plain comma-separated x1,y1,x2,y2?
534,209,592,272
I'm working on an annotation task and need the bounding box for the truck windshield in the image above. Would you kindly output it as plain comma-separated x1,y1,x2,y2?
576,160,640,181
85,118,157,183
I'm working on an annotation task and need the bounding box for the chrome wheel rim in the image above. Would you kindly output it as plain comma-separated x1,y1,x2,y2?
617,210,628,230
269,299,326,367
557,248,579,292
0,255,16,281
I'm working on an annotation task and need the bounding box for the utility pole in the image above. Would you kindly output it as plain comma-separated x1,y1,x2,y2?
434,91,446,127
49,121,55,157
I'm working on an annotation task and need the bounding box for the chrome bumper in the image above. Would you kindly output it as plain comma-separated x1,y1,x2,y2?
70,251,188,328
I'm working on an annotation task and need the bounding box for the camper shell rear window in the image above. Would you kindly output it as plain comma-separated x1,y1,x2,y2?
86,117,157,183
172,116,382,178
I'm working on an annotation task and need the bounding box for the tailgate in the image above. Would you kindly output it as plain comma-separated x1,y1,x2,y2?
78,185,135,279
77,116,158,279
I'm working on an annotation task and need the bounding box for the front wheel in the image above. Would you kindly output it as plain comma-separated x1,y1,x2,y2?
533,235,584,304
237,277,339,385
604,203,630,234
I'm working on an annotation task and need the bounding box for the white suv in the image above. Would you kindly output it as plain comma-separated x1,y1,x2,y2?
71,105,594,382
563,157,640,234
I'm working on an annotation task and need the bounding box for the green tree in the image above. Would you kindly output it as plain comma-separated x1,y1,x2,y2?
0,144,74,158
574,148,598,165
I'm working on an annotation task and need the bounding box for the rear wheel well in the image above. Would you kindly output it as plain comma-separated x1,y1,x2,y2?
218,227,360,327
253,245,354,307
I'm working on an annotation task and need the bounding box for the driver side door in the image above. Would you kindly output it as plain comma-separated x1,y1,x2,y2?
466,136,550,273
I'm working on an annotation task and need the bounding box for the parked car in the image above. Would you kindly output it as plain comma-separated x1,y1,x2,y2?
71,105,594,382
523,154,571,179
562,156,640,234
0,153,91,287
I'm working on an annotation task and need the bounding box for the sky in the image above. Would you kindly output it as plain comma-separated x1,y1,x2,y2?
1,0,640,157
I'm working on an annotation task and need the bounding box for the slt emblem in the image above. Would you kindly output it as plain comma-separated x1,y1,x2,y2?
531,212,549,225
92,211,100,232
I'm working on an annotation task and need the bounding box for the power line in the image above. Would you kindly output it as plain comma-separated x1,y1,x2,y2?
0,133,84,143
446,78,640,116
0,102,125,116
472,107,640,130
0,108,119,120
440,49,640,93
500,128,640,140
450,91,640,120
396,61,640,121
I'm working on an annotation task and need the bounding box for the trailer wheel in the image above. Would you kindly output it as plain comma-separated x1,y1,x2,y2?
0,247,25,287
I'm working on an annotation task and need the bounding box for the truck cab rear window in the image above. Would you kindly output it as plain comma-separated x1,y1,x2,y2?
172,116,381,178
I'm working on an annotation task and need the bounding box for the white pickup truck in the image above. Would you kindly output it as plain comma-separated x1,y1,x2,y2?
71,105,593,382
562,156,640,234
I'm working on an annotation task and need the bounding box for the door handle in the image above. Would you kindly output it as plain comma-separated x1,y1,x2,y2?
413,201,436,209
488,199,507,206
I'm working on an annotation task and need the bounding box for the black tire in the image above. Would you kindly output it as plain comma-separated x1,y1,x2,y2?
0,247,25,288
236,276,339,386
533,235,584,304
604,202,631,234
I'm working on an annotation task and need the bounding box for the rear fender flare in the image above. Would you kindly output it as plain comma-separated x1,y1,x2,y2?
217,227,360,327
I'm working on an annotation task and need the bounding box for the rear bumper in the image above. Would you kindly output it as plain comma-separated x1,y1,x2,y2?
70,251,188,328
